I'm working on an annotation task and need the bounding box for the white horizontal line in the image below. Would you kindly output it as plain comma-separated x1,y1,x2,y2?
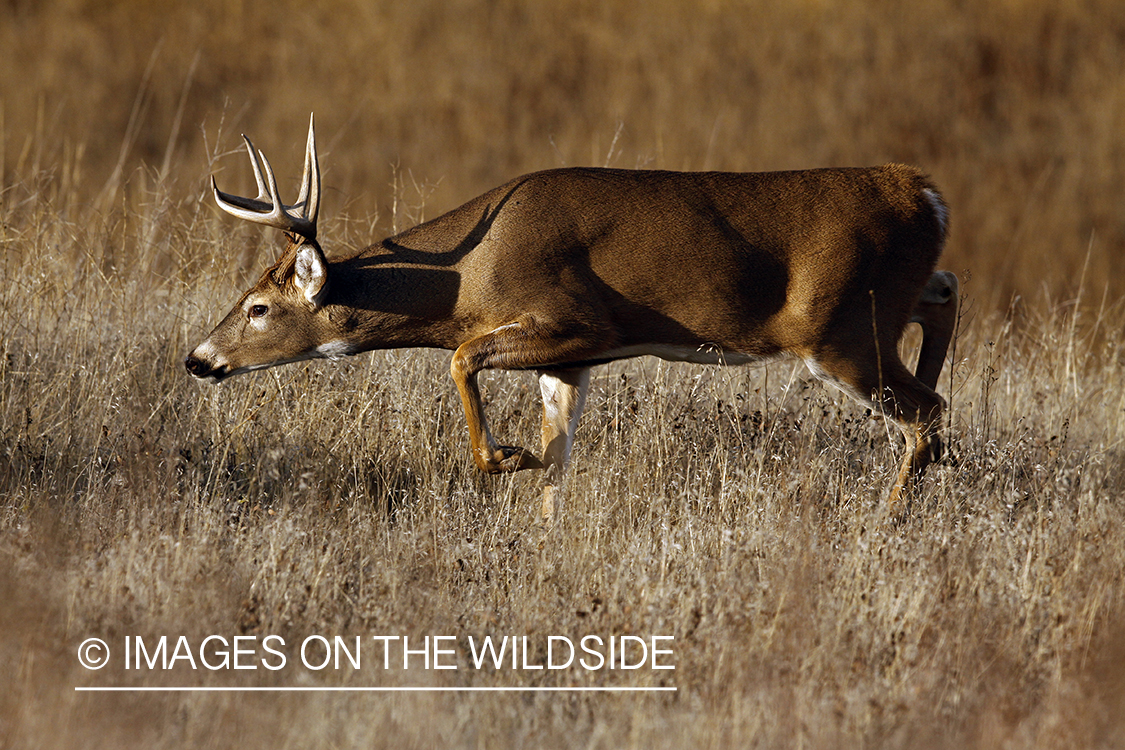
75,686,676,693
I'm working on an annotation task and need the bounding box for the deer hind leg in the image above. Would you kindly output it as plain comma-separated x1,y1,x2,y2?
910,271,959,391
537,367,591,524
879,362,946,511
807,352,945,512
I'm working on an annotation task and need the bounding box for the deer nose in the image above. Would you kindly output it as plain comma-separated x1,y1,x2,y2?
184,354,211,378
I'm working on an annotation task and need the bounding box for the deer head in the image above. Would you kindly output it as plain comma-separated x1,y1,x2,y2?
185,115,342,382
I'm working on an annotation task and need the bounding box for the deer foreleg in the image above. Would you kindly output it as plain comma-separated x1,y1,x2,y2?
450,346,542,474
450,318,607,482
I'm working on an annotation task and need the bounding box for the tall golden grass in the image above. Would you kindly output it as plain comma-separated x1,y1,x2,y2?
4,0,1124,307
3,0,1125,747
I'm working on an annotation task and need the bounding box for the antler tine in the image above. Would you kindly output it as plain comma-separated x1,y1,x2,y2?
242,134,270,203
210,137,272,214
212,176,272,220
258,147,285,219
258,148,317,239
294,113,321,225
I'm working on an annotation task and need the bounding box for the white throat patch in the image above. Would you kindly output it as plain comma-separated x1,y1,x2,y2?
316,340,356,360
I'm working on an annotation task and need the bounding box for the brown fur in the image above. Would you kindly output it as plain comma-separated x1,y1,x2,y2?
187,144,959,516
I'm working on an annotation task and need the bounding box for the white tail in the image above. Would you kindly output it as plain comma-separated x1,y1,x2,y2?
186,116,959,518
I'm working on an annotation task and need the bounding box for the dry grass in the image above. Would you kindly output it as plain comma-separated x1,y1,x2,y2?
4,0,1125,306
4,0,1125,747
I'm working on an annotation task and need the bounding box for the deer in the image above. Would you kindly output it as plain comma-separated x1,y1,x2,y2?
185,115,959,522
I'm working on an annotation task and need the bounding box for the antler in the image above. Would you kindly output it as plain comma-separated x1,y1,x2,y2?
212,114,321,240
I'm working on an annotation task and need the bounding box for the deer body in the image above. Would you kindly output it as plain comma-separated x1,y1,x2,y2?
186,117,959,517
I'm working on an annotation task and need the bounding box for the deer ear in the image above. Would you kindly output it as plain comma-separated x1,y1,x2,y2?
294,243,329,307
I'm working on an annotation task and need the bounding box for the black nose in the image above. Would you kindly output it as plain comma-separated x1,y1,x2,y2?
184,355,209,378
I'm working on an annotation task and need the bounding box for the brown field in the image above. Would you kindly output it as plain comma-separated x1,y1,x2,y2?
3,0,1125,747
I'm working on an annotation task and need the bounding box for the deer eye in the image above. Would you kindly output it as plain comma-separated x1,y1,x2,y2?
249,304,269,318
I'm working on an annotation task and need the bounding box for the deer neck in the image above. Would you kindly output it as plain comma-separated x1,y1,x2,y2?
322,246,469,352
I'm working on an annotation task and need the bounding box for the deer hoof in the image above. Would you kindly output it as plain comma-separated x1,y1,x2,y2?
477,446,543,473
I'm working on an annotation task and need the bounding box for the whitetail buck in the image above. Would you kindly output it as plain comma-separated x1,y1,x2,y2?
185,115,959,518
